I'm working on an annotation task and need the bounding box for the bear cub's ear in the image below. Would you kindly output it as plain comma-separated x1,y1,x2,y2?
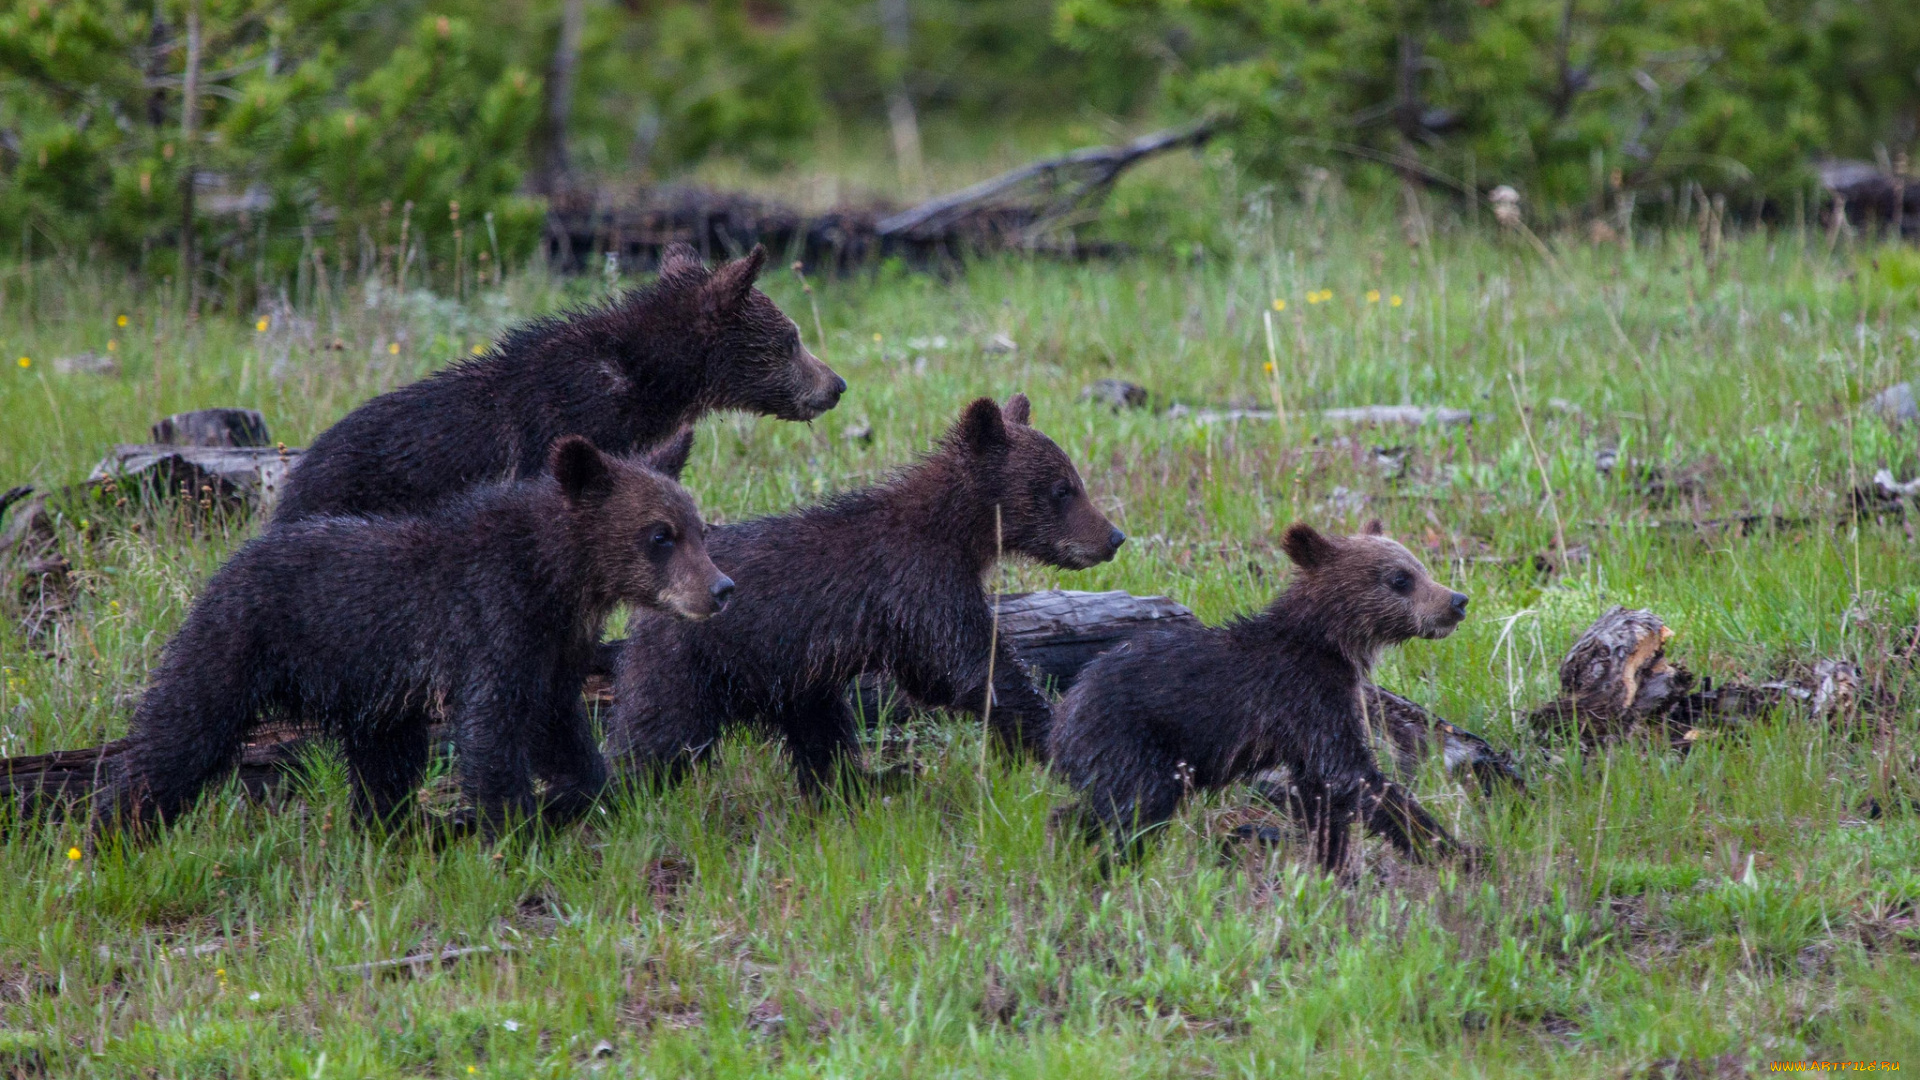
1362,518,1385,536
1003,392,1032,426
1281,523,1339,570
955,397,1009,453
642,427,696,482
702,244,769,312
550,435,614,502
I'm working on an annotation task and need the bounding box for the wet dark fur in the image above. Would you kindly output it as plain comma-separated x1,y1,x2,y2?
104,436,728,837
607,394,1125,798
274,244,843,523
1049,521,1469,871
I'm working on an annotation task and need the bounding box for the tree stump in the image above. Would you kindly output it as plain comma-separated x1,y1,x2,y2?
151,408,272,449
1528,607,1693,745
89,443,298,510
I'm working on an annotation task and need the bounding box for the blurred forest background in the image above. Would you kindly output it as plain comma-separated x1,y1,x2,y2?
3,0,1919,305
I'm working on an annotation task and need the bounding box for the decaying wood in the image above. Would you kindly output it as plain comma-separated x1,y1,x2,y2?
0,486,71,640
0,723,319,812
1162,403,1476,428
875,121,1221,241
1528,607,1693,744
151,407,271,449
545,122,1218,272
1818,160,1919,232
1529,606,1865,747
3,417,297,642
988,589,1199,690
89,443,299,509
1367,686,1524,791
0,589,1522,814
335,944,507,978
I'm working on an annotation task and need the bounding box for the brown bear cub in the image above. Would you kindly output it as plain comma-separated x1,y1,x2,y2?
1049,521,1468,871
607,394,1124,798
104,435,729,837
273,243,843,523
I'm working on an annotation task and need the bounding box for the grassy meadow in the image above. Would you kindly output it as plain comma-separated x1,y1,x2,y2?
0,207,1917,1076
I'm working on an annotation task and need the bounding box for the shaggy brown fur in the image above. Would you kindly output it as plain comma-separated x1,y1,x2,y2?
1049,521,1468,871
104,436,729,838
607,394,1125,798
274,243,843,522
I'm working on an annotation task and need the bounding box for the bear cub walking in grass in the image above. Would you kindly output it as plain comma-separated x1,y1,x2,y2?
275,243,844,522
106,435,729,837
1050,521,1467,871
608,394,1125,798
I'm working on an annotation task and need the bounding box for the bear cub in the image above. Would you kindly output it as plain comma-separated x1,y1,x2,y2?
608,394,1125,798
1049,520,1468,871
106,434,729,837
274,243,844,523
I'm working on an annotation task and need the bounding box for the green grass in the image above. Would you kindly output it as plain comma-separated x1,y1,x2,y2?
0,207,1917,1076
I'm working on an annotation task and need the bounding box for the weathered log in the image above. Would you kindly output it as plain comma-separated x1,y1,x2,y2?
1162,403,1477,428
2,589,1522,813
990,589,1199,690
0,487,70,640
0,724,323,813
89,443,298,509
1528,607,1864,747
1367,686,1524,792
875,121,1221,241
1818,160,1920,230
1528,606,1693,745
544,122,1218,272
151,408,271,449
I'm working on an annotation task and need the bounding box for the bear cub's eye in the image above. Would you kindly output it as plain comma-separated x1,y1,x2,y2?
648,525,676,553
1387,570,1414,593
1049,479,1075,503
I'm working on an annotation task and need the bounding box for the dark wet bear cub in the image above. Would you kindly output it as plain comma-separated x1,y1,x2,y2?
105,435,730,837
608,394,1125,798
274,242,844,523
1049,521,1468,871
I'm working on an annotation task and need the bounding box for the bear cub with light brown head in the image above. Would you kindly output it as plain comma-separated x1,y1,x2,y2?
1049,520,1468,871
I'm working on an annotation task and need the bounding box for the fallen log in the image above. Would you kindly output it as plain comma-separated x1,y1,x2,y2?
545,122,1218,272
150,408,271,449
1818,160,1919,232
1529,606,1864,747
1368,686,1524,792
0,723,322,814
89,444,298,510
1162,403,1478,428
1,589,1520,813
875,121,1221,241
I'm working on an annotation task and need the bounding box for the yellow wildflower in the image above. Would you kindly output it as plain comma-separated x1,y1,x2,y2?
1271,298,1286,312
1264,361,1275,374
107,340,117,352
256,317,269,332
67,847,82,861
388,342,400,355
471,344,485,356
872,333,883,343
1390,295,1403,307
16,356,28,369
116,314,129,327
1366,290,1381,303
